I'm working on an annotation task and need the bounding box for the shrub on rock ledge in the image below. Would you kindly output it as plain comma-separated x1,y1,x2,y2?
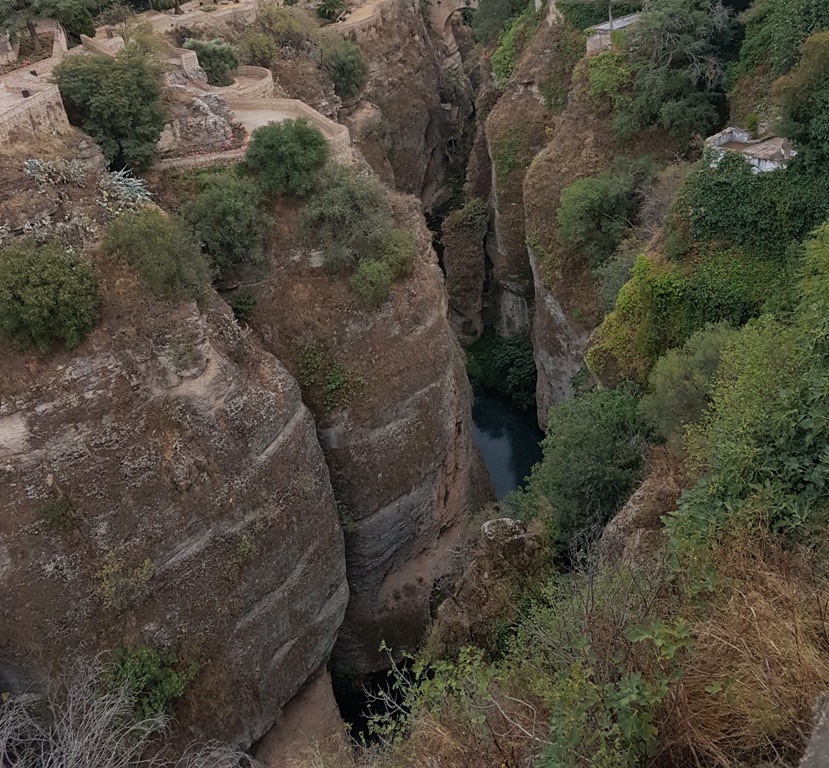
104,208,210,303
0,241,99,351
244,118,329,196
184,38,239,87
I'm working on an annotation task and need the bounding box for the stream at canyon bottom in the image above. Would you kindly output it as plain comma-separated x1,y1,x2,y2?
471,388,544,499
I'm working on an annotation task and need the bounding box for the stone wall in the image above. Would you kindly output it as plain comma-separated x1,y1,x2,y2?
0,83,69,143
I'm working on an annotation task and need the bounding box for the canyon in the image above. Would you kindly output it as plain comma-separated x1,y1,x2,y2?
0,0,612,759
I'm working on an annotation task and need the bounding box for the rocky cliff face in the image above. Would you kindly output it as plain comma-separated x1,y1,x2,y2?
250,194,492,675
340,0,472,205
0,161,348,746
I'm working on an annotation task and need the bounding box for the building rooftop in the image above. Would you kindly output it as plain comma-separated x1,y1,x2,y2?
589,13,641,32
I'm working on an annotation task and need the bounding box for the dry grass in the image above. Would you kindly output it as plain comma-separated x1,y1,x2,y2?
663,532,829,767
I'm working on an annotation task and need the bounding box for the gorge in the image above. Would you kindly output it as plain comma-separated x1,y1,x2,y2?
4,0,829,765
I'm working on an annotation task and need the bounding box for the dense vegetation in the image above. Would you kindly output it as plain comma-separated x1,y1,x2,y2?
0,241,99,351
54,45,166,171
245,119,329,196
465,332,537,411
183,38,238,86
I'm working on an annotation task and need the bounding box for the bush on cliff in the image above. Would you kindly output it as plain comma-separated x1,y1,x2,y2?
509,387,649,557
104,208,210,303
0,241,99,351
302,165,416,304
556,160,645,268
182,172,270,282
184,38,239,87
244,118,329,196
54,45,166,171
319,36,368,100
639,322,739,455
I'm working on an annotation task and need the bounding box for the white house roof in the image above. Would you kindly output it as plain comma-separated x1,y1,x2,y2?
589,13,641,32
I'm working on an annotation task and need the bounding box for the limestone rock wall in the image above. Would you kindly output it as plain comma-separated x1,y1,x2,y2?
0,296,348,748
338,0,465,204
251,194,492,675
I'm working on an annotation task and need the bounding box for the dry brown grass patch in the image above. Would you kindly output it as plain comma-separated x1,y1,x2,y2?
664,532,829,767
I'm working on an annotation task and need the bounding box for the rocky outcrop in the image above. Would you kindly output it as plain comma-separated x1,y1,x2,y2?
427,516,545,656
157,91,235,155
598,449,682,564
0,292,348,748
340,0,472,204
255,666,347,768
442,205,486,344
251,193,492,675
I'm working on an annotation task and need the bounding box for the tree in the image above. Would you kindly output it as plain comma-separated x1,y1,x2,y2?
53,45,167,170
0,240,99,351
316,0,344,20
183,38,238,87
0,0,43,51
56,0,94,45
319,36,368,99
772,31,829,161
244,118,329,196
622,0,737,146
508,387,650,557
182,172,270,282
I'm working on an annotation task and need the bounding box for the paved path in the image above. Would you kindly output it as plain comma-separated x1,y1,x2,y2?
232,108,294,133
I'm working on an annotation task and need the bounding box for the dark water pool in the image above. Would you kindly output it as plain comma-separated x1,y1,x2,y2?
471,387,544,499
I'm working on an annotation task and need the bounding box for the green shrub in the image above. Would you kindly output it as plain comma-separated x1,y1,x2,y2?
182,172,270,281
184,38,239,86
302,167,415,304
640,323,738,454
350,258,392,305
229,290,256,324
466,331,536,411
53,45,166,171
0,241,99,351
245,118,329,196
235,29,278,67
471,0,527,43
301,164,392,269
260,1,315,45
556,161,642,268
41,491,77,531
508,387,650,557
319,36,368,99
596,238,638,312
104,208,210,303
490,3,541,90
105,646,196,721
298,340,360,410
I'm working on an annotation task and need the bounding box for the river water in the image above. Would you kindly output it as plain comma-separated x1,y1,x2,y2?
471,387,544,499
